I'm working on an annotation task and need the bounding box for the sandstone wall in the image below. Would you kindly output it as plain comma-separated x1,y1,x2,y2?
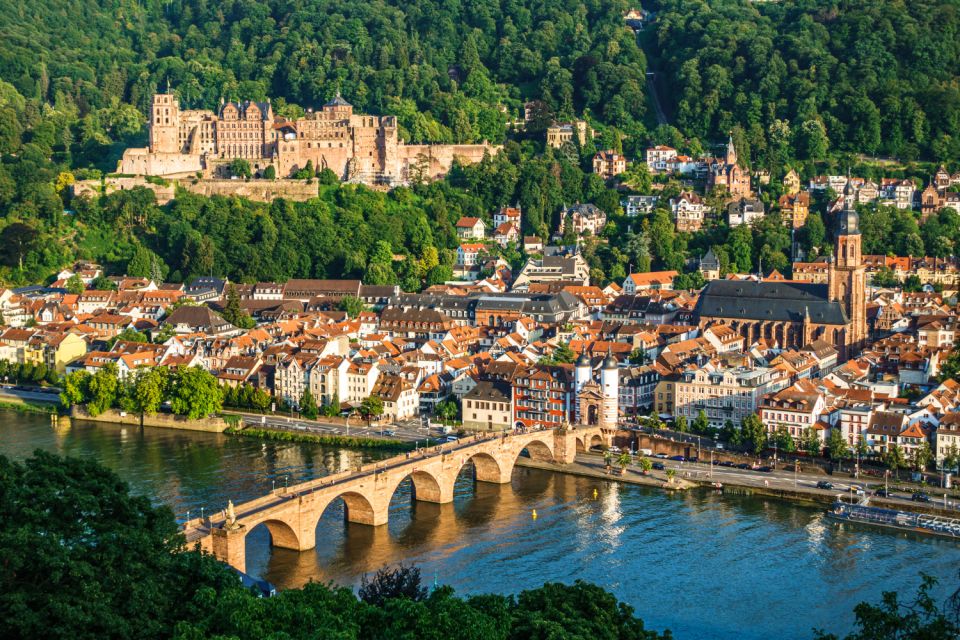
119,149,203,177
72,177,177,205
400,143,500,180
71,407,229,433
181,179,319,202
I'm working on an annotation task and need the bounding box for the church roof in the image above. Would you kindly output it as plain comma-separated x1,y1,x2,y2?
325,93,352,107
695,280,848,325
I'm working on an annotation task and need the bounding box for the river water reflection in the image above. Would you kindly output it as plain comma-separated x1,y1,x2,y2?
3,412,959,639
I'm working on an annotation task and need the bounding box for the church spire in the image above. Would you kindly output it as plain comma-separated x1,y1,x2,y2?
725,132,737,165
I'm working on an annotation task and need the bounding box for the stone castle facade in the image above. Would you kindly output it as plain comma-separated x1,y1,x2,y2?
120,93,498,185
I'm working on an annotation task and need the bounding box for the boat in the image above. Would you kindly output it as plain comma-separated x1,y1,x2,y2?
826,500,960,540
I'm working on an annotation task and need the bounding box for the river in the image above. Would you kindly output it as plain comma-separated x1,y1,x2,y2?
3,412,959,639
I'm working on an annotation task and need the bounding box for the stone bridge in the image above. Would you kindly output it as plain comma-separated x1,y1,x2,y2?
186,426,610,572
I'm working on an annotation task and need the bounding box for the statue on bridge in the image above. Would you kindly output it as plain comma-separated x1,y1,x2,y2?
224,500,241,530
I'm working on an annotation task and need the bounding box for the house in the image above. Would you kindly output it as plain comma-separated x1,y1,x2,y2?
462,380,513,431
699,249,721,280
559,203,606,236
670,192,707,232
779,192,810,229
546,121,590,148
457,243,486,267
645,145,677,172
455,216,486,239
163,305,236,335
783,169,801,195
621,195,659,217
523,236,543,254
592,150,627,179
371,373,419,420
493,206,521,228
493,222,520,247
727,198,765,227
622,271,679,295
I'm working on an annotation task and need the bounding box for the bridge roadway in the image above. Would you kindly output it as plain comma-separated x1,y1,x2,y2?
185,425,609,572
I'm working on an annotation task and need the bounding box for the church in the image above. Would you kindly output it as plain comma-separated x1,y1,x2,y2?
695,181,868,361
575,351,619,429
706,135,752,199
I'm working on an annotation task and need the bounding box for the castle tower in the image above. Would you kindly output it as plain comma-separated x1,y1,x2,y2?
150,93,180,154
828,180,867,357
575,351,591,394
600,350,619,429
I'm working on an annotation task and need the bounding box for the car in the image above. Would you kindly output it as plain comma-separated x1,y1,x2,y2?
383,430,396,436
735,463,751,470
590,445,604,452
443,435,459,443
911,492,931,503
874,488,890,498
711,459,722,465
688,456,699,463
654,453,668,459
720,461,735,467
757,466,773,473
848,486,865,496
609,446,621,453
669,455,686,462
816,481,834,490
652,462,665,470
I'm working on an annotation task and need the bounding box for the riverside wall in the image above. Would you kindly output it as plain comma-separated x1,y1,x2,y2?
71,407,229,433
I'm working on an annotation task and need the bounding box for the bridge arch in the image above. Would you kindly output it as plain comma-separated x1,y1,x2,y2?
389,469,446,504
575,436,586,453
589,434,604,449
461,450,510,484
518,437,555,463
319,489,381,527
257,518,301,550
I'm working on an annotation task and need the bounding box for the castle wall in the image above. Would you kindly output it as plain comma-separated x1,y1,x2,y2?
399,143,499,181
182,179,318,202
119,148,202,177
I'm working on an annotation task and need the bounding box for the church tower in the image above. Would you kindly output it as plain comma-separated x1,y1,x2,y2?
149,93,180,154
725,134,737,165
828,180,867,356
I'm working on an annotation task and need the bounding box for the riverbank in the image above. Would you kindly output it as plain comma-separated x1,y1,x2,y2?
0,399,58,415
226,425,417,451
71,407,229,432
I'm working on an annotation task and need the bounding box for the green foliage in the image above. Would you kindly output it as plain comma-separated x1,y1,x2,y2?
221,284,255,330
361,395,384,421
322,393,341,418
774,425,796,454
827,429,850,462
883,444,907,474
168,366,222,420
228,158,251,179
262,165,276,180
85,362,119,416
338,295,364,319
741,414,767,456
132,368,166,416
0,451,240,639
229,427,411,451
65,273,84,294
300,388,318,420
814,575,960,640
800,427,822,457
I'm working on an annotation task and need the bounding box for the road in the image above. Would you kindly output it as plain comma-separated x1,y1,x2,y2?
231,411,441,444
645,72,669,126
0,384,60,404
581,452,960,513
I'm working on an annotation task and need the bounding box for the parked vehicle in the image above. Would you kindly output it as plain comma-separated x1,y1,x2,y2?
735,463,751,470
848,486,865,496
609,446,621,453
912,492,931,503
874,488,890,498
443,435,459,443
669,455,686,462
383,430,396,436
817,481,834,490
652,462,665,470
757,466,773,473
654,453,668,459
638,448,654,457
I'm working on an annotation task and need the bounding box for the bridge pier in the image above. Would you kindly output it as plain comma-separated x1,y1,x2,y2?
211,524,247,574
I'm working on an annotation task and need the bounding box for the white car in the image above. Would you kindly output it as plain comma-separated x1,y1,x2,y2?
608,446,621,453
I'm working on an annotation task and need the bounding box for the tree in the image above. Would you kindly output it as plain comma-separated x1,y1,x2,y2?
628,347,647,365
111,327,148,345
774,425,796,453
814,575,960,640
133,368,165,417
228,158,251,179
65,274,85,294
692,410,710,434
169,366,222,420
322,393,341,417
360,395,384,424
883,444,907,478
60,370,90,408
221,284,255,329
435,399,458,422
0,222,38,270
358,563,428,606
91,275,117,291
800,428,822,456
617,451,632,475
911,442,932,472
0,451,241,639
262,164,276,180
943,443,960,473
86,363,119,416
675,415,688,433
551,341,575,364
338,295,364,318
300,388,318,420
741,414,766,456
827,430,849,462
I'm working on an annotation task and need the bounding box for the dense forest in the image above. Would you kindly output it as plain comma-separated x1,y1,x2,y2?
652,0,960,164
3,0,960,287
